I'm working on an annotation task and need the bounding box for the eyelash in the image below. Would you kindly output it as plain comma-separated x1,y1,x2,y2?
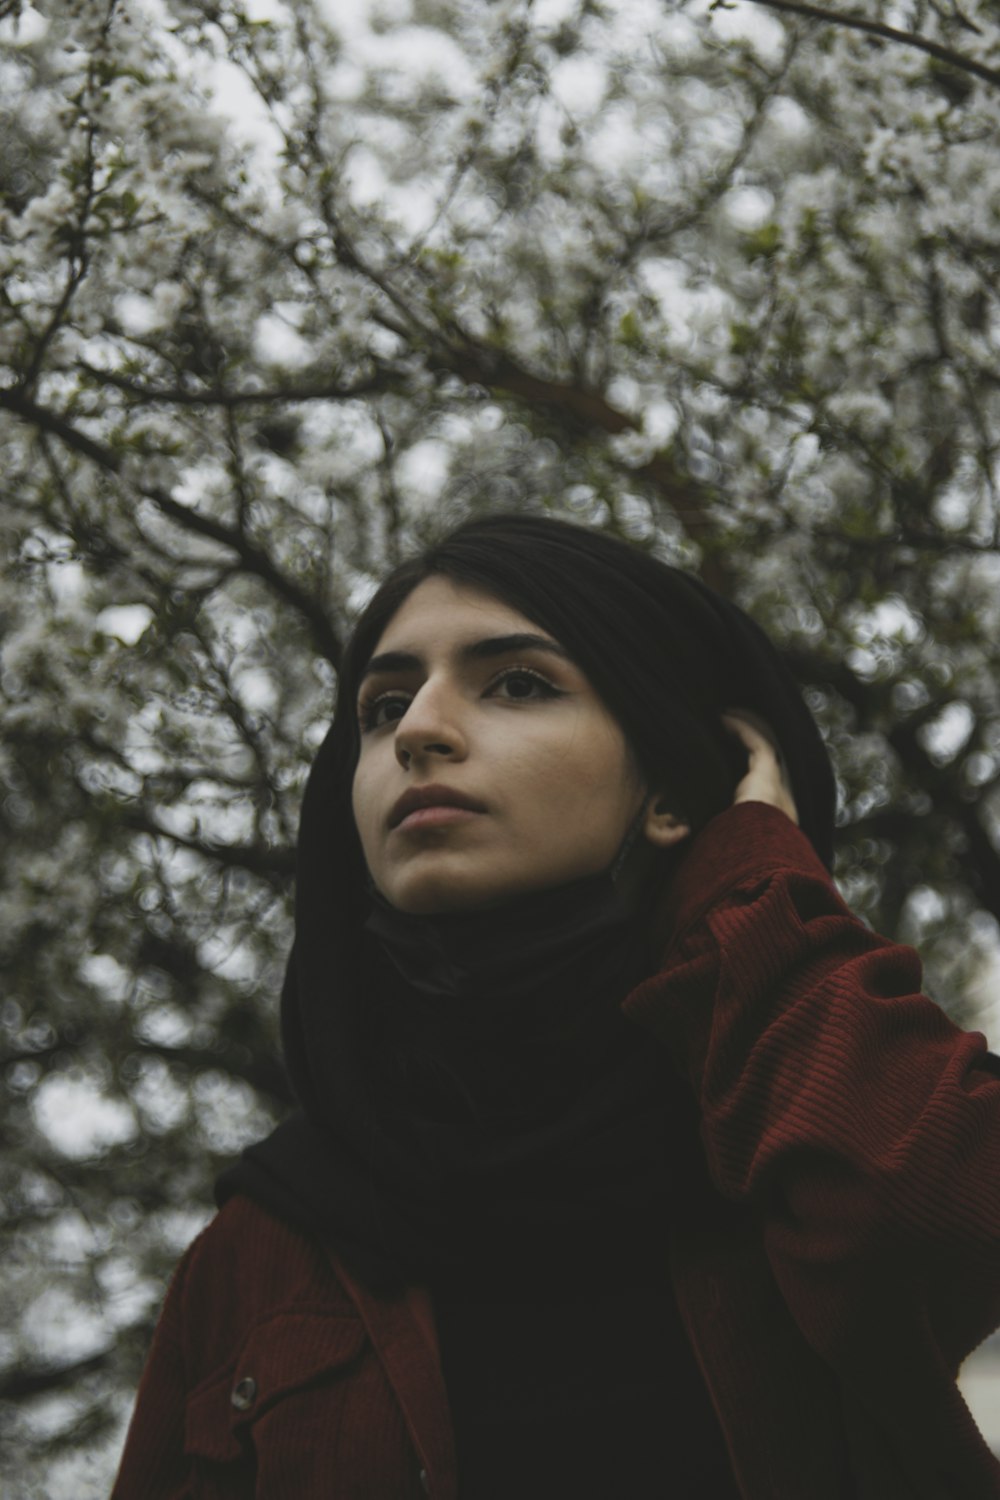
357,666,563,733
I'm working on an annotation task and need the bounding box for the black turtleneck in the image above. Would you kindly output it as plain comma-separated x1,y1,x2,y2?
361,867,740,1498
223,851,740,1494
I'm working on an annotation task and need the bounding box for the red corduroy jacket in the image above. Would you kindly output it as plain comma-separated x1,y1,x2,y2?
112,803,1000,1499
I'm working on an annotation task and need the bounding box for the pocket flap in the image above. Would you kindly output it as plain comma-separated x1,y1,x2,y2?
185,1312,368,1462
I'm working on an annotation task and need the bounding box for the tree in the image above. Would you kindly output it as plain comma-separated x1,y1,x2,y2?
2,0,1000,1488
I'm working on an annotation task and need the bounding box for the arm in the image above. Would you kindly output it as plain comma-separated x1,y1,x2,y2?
623,778,1000,1370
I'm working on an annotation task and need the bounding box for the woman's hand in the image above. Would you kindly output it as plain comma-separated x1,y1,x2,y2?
722,710,799,825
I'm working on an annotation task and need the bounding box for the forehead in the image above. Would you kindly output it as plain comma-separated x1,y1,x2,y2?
372,576,543,652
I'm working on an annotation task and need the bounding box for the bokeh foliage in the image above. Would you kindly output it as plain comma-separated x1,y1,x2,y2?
3,0,1000,1488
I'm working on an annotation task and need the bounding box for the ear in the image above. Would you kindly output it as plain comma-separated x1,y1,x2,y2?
642,796,691,850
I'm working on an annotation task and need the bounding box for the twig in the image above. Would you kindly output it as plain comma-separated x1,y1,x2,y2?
0,386,343,665
741,0,1000,88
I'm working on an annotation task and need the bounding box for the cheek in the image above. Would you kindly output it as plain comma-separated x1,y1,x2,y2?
516,718,634,818
350,766,375,855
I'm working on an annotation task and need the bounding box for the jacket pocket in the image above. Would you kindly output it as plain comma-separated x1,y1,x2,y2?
185,1311,368,1470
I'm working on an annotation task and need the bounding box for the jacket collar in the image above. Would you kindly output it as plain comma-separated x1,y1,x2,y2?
328,1245,458,1500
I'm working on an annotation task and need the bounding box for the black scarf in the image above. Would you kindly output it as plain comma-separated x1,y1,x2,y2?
218,557,836,1299
219,841,694,1297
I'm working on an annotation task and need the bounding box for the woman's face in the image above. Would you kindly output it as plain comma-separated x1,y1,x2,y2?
351,576,657,914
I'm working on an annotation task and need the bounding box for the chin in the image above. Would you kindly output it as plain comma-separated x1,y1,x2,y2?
384,862,587,916
382,868,520,917
389,887,497,917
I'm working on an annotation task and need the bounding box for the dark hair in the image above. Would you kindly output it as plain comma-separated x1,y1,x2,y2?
354,510,829,802
302,511,834,909
285,511,835,1098
346,515,747,806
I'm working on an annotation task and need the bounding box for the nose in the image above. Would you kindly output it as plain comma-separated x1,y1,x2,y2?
393,680,467,769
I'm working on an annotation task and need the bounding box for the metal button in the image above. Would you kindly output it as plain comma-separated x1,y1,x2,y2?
230,1376,257,1410
419,1468,430,1494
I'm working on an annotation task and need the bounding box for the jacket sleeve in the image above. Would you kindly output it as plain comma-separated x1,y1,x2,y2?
621,801,1000,1370
111,1244,196,1500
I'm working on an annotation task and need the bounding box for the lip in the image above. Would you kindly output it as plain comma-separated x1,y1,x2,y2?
395,805,482,833
388,783,488,830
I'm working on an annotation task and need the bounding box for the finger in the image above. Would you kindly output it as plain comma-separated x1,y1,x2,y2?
722,710,799,823
720,714,758,755
721,708,779,756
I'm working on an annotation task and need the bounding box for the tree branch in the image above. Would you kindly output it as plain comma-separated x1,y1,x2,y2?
0,1349,113,1402
740,0,1000,89
75,362,392,408
784,644,1000,923
295,198,737,591
118,806,296,881
442,344,735,594
1,385,115,468
0,386,343,666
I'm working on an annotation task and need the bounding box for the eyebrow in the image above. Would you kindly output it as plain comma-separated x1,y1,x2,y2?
359,632,575,684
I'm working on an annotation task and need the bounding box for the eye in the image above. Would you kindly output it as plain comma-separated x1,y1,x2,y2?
487,667,560,702
356,665,563,734
357,691,411,732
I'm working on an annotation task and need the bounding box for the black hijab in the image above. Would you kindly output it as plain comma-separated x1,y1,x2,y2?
218,515,837,1296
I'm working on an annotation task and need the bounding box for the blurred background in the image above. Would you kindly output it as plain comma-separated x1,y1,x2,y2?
2,0,1000,1490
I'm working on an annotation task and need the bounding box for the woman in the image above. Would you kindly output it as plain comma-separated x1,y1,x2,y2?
112,512,1000,1499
